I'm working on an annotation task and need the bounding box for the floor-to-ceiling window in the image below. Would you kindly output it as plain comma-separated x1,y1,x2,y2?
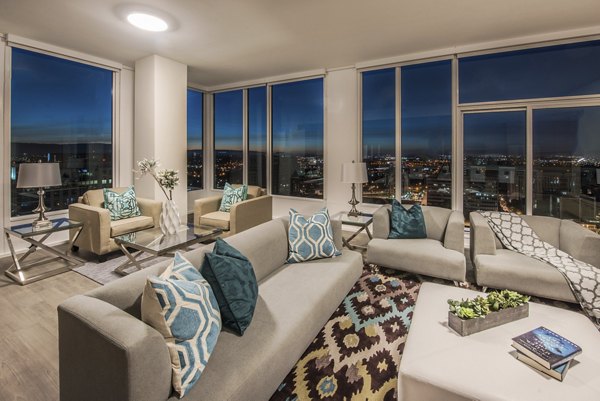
271,78,324,198
248,86,267,188
401,60,452,208
359,38,600,231
213,89,243,189
459,39,600,228
10,47,113,217
187,88,203,191
533,107,600,224
462,111,526,219
362,68,396,204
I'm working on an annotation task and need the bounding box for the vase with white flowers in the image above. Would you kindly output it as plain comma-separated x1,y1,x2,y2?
134,158,182,235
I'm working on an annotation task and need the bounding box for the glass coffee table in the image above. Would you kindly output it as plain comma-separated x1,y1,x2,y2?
113,225,222,276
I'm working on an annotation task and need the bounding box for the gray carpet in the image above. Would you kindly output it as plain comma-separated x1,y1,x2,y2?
72,243,207,285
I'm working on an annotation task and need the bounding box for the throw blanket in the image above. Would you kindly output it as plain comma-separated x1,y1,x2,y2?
479,211,600,327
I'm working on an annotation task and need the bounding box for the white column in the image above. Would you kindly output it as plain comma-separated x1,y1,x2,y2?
134,55,188,215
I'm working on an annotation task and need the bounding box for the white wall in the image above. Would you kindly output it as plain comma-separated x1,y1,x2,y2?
118,67,135,187
134,55,188,215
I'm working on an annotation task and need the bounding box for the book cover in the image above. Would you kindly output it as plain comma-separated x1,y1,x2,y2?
516,351,571,381
512,326,582,369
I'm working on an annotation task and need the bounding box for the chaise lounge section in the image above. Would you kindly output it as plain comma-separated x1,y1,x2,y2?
58,217,363,401
470,211,600,303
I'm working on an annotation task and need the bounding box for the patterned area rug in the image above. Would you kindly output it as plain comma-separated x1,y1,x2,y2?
270,267,421,401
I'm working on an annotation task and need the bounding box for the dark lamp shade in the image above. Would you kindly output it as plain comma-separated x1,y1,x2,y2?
16,163,62,188
341,162,368,184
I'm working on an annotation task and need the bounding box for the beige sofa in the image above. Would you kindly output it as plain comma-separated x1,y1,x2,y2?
470,212,600,303
58,217,363,401
194,185,272,237
68,187,161,261
367,205,467,283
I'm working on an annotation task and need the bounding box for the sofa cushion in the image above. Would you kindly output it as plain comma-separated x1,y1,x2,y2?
246,185,262,199
219,183,248,212
110,215,154,237
522,215,561,249
103,186,141,221
475,250,577,303
82,187,129,208
200,211,231,231
168,249,363,401
367,238,466,282
389,201,427,239
141,253,221,398
201,238,258,335
287,208,340,263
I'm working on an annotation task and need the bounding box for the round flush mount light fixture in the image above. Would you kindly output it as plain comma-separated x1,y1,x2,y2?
127,12,168,32
115,3,178,32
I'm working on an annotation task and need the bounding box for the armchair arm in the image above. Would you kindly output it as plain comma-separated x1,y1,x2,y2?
469,211,497,262
372,205,391,239
194,196,223,225
229,195,273,235
137,197,162,227
68,203,112,255
58,295,172,401
560,220,600,268
443,210,465,254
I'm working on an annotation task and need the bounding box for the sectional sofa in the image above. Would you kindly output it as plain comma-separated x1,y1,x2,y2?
58,217,363,401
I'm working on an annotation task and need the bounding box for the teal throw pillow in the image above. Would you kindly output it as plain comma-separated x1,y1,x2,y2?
219,183,248,212
103,186,141,221
388,201,427,239
141,252,221,398
287,208,341,264
201,238,258,336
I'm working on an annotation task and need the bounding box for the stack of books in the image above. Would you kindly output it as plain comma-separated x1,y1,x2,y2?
511,326,582,381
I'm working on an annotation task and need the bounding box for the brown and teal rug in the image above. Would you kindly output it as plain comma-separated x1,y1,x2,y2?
270,267,421,401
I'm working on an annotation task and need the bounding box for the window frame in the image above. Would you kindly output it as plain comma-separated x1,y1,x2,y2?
208,76,326,200
359,36,600,221
4,43,119,223
186,87,205,191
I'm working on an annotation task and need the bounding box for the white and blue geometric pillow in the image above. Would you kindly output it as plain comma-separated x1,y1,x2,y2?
103,186,141,221
219,183,248,212
287,208,341,264
141,252,221,398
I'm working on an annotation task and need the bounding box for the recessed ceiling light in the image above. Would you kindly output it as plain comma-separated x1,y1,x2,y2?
127,12,168,32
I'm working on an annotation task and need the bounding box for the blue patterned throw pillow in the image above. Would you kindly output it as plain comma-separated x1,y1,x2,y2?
201,238,258,336
219,183,248,212
103,186,141,221
388,200,427,239
141,253,222,398
287,208,341,263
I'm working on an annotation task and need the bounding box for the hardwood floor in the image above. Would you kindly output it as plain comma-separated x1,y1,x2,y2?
0,230,371,401
0,251,98,401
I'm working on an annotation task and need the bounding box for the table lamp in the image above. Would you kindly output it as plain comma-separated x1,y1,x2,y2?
17,162,62,230
341,160,368,217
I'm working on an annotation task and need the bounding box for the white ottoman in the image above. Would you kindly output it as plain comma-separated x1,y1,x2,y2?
399,282,600,401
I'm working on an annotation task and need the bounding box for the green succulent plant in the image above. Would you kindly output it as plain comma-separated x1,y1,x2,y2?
448,289,529,320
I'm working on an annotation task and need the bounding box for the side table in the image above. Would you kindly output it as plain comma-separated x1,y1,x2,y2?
4,218,84,285
332,212,373,250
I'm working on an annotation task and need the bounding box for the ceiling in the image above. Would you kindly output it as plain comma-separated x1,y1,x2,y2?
1,0,600,87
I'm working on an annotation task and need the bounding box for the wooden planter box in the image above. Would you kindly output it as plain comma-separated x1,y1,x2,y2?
448,303,529,336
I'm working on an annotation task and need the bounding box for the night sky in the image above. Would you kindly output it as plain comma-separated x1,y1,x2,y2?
11,47,112,144
12,41,600,161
